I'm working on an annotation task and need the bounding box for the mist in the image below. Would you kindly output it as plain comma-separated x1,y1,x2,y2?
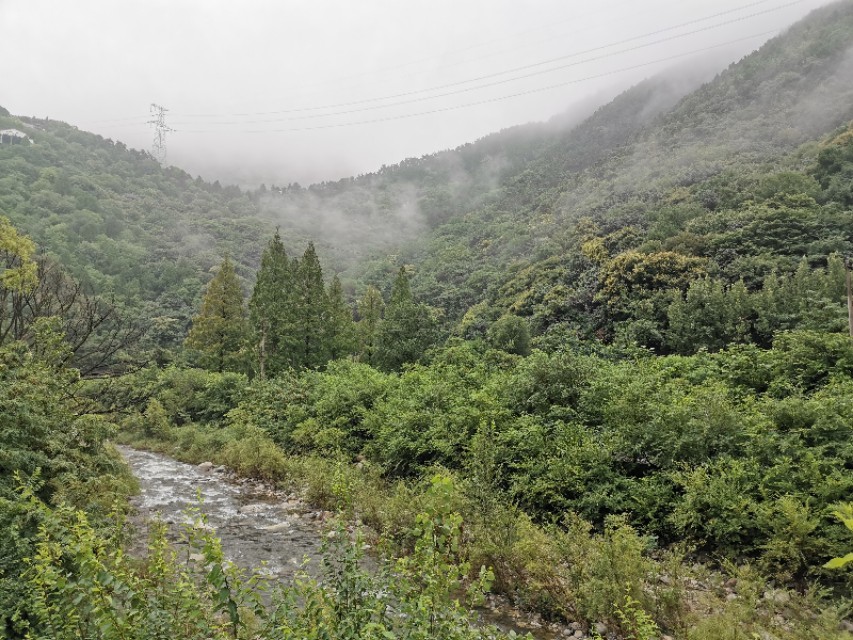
0,0,837,188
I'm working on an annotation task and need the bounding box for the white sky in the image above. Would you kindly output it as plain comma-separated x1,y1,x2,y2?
0,0,836,186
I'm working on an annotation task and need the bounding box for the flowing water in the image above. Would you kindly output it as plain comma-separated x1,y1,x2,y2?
118,446,325,581
118,446,567,639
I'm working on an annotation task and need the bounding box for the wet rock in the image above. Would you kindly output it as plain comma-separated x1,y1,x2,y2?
262,522,292,532
238,503,266,515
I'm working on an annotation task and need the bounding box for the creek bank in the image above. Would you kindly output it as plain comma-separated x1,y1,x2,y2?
118,445,587,640
118,445,326,582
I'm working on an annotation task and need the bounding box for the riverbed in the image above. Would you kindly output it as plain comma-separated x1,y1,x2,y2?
118,446,570,639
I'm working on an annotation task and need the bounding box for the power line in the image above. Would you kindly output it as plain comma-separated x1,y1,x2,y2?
169,0,787,123
173,0,640,115
168,1,798,129
175,29,780,135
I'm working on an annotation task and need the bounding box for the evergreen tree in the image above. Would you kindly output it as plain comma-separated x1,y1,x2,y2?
185,256,248,373
376,267,439,371
356,285,384,364
294,242,328,368
249,231,295,377
326,274,356,360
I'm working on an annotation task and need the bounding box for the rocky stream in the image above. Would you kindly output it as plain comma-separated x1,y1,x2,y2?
118,446,590,639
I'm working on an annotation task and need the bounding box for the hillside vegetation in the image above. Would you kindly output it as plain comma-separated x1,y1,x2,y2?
2,2,853,639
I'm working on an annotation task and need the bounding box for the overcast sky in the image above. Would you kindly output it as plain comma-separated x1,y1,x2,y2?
0,0,837,186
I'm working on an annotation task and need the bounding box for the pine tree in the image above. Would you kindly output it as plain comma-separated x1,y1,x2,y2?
356,285,384,364
294,242,328,369
249,231,295,377
326,275,356,360
376,267,439,371
185,256,249,372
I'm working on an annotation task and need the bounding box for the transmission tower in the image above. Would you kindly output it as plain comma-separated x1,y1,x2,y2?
147,103,172,164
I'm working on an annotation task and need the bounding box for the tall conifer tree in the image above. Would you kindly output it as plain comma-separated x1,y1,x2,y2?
249,231,295,377
356,285,384,364
326,274,356,360
294,242,328,368
185,256,248,373
376,267,439,371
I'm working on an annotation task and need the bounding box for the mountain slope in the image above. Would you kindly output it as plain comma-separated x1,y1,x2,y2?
387,0,853,332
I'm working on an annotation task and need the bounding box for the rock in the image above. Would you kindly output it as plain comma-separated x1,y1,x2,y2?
572,630,585,639
262,522,292,532
726,593,738,601
839,620,853,632
724,577,738,589
764,589,791,605
593,622,608,635
659,574,672,585
238,504,266,515
197,461,214,472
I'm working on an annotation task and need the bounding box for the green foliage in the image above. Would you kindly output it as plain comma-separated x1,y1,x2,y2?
0,327,135,636
249,230,296,377
612,590,661,640
355,285,384,363
487,315,531,356
20,491,262,640
20,486,520,640
556,514,655,626
375,268,441,371
824,503,853,570
0,214,37,292
185,256,250,373
293,241,331,369
326,275,357,360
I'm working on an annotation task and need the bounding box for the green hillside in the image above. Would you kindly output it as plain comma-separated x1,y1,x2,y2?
394,0,853,336
0,114,284,360
3,3,853,638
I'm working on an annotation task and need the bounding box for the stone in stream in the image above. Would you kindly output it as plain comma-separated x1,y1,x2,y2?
197,461,214,472
238,503,267,515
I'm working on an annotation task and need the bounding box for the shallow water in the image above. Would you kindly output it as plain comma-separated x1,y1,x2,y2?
118,446,563,639
118,446,324,581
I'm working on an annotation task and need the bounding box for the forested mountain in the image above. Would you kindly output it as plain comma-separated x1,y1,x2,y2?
392,0,853,332
4,3,853,638
256,0,853,342
0,113,279,358
5,2,853,354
